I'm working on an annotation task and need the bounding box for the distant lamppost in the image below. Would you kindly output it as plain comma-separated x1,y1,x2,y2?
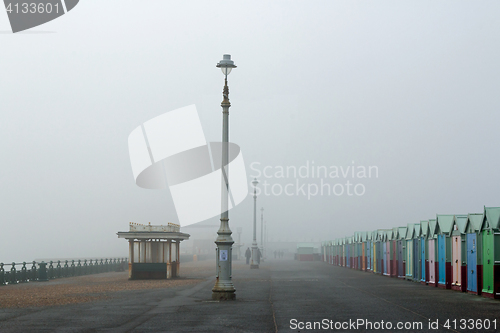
264,220,267,257
260,207,264,261
212,54,237,301
251,178,259,269
237,227,242,260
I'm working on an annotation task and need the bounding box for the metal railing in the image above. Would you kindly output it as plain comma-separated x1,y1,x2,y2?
0,258,128,285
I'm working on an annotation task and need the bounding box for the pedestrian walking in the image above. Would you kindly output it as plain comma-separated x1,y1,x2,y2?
245,247,251,264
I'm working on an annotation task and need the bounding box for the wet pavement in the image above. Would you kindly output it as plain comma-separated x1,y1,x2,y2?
0,259,499,332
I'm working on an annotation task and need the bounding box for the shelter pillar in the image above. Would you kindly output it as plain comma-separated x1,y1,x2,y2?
128,239,134,279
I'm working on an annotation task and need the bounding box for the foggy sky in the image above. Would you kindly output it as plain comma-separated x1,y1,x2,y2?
1,1,500,263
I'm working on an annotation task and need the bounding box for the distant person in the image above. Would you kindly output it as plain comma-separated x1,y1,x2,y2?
274,250,277,259
257,248,262,265
245,247,251,264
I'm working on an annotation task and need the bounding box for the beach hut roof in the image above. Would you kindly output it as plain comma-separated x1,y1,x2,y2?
453,215,468,234
428,219,437,237
482,207,500,230
392,227,399,239
386,229,393,240
420,220,429,237
413,223,421,238
376,229,385,241
436,214,454,234
398,227,407,240
406,224,414,239
467,213,483,233
361,232,368,242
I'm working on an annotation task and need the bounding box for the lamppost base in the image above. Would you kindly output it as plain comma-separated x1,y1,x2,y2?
212,279,236,301
250,264,259,269
212,291,236,301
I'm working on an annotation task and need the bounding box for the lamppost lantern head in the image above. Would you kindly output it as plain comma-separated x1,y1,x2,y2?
217,54,237,76
252,178,259,187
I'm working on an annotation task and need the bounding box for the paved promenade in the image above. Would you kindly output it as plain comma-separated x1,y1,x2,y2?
0,259,499,332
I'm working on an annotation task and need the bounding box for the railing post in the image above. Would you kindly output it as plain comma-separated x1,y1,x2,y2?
71,260,75,277
0,263,5,285
20,262,28,283
76,259,81,276
49,261,54,279
99,259,104,273
31,261,38,281
38,261,48,282
64,260,69,277
10,263,17,284
56,260,62,278
83,259,88,275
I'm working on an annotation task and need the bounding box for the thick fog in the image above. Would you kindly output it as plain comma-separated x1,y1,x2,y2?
1,1,500,263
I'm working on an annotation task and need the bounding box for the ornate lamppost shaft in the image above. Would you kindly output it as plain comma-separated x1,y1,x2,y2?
251,178,259,269
212,55,236,300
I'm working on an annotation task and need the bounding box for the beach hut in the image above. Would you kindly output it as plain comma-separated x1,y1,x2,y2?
466,213,483,294
397,226,407,279
348,237,351,268
332,240,337,266
420,220,429,284
436,214,454,289
480,207,500,298
384,230,392,276
338,239,342,266
343,238,347,267
361,232,367,271
355,232,362,270
428,219,438,287
358,233,364,270
321,241,330,262
377,230,386,275
328,241,333,265
391,227,398,277
365,232,372,271
351,236,356,269
344,237,351,267
321,242,328,262
371,231,376,272
451,215,467,292
405,224,414,280
413,223,421,282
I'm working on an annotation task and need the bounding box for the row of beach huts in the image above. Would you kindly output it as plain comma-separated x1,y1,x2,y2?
321,206,500,299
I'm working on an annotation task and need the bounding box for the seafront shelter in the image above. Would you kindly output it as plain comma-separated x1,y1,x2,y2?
117,222,190,280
